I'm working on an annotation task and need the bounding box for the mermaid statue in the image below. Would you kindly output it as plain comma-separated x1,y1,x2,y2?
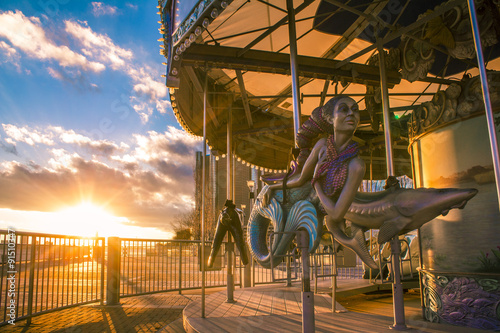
247,95,477,269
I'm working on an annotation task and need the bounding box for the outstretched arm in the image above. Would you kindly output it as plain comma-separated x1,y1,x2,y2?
314,157,365,223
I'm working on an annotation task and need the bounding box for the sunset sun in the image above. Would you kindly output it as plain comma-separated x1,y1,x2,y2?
53,202,130,238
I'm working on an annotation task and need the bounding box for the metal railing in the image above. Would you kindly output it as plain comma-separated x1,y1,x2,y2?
0,230,105,326
0,230,364,326
118,239,240,298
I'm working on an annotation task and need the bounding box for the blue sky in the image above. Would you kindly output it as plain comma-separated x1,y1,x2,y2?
0,1,202,238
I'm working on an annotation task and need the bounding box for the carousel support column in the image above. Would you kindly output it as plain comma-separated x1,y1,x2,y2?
226,99,235,303
298,230,314,333
369,146,374,281
201,75,208,318
389,237,407,330
468,0,500,210
378,46,394,176
286,0,302,146
379,45,407,330
410,144,426,317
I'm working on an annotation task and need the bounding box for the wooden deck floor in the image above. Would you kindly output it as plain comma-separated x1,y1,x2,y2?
183,280,490,333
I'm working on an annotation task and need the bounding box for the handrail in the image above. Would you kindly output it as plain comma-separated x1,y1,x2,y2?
0,230,105,326
268,231,300,285
312,231,339,313
0,229,105,239
0,230,365,326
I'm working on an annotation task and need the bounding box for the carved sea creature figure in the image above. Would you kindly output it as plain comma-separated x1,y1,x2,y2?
208,200,249,268
247,184,477,269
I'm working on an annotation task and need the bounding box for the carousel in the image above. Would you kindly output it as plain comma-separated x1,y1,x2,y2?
158,0,500,331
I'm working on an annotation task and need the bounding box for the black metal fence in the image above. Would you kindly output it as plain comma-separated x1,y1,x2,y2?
0,230,364,326
118,239,239,297
0,230,105,326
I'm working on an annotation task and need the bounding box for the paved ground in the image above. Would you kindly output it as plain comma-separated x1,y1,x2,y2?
2,292,202,333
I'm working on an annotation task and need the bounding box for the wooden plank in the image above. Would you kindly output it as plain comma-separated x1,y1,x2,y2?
271,290,287,315
221,291,247,318
255,291,273,316
313,294,332,313
233,289,254,317
284,289,301,315
204,292,227,317
240,290,263,317
184,285,491,333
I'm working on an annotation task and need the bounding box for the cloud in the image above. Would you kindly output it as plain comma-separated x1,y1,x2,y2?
91,2,118,17
128,66,167,100
0,10,166,123
133,127,202,164
0,141,18,155
0,10,105,72
47,66,100,91
126,3,138,10
1,124,121,156
0,125,202,231
156,99,172,114
2,124,55,146
65,20,132,70
64,20,167,119
0,154,195,230
56,128,121,155
0,40,21,71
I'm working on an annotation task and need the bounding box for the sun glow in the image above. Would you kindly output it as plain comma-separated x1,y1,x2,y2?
0,203,174,239
54,202,128,237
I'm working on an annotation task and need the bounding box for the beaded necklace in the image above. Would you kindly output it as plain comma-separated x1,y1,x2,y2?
312,135,359,199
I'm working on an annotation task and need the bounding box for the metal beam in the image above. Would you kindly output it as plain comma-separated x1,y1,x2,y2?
247,92,435,99
468,0,500,212
235,70,253,128
264,133,294,146
217,117,291,135
319,80,330,107
378,47,394,177
240,0,385,114
232,124,290,136
183,44,401,86
240,135,290,153
225,100,235,304
323,0,391,30
201,74,207,318
287,0,301,148
185,66,220,128
238,0,315,57
334,0,464,68
418,77,459,85
359,156,411,163
256,0,287,13
322,1,388,59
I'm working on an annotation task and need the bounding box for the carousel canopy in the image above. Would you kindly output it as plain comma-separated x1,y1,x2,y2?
158,0,500,172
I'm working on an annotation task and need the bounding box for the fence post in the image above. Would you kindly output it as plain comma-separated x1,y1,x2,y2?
286,255,292,287
26,236,37,325
106,237,121,305
100,238,105,305
178,242,182,294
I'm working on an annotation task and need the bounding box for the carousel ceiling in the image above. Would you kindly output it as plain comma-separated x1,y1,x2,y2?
159,0,500,171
